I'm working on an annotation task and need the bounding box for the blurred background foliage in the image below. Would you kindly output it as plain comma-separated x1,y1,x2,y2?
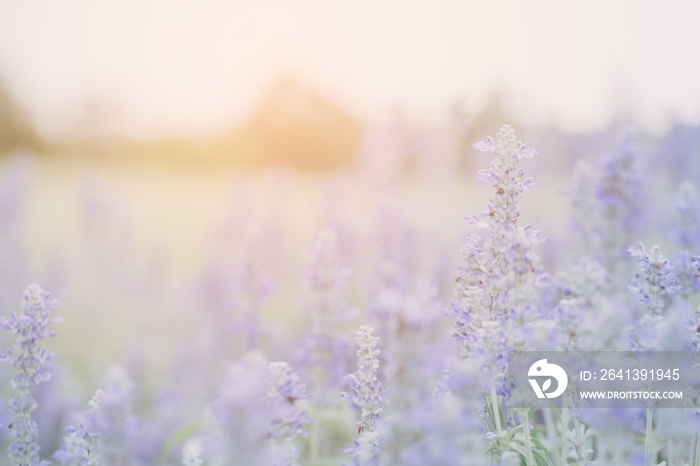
0,77,44,154
0,70,516,172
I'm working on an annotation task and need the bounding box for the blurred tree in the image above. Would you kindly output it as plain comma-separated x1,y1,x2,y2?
0,77,43,154
122,74,362,170
240,74,362,169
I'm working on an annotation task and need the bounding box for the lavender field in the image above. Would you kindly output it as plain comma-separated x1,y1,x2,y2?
1,121,700,465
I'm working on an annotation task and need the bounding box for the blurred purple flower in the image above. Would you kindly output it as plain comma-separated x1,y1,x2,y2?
0,284,61,466
296,229,355,405
341,326,384,463
205,351,273,464
628,244,681,316
568,138,648,275
265,361,314,465
205,352,312,465
230,223,274,350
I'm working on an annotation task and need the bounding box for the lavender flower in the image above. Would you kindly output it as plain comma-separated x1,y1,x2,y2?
265,361,314,466
672,250,700,301
52,420,100,466
553,257,612,350
628,244,681,318
0,283,61,466
206,351,273,464
304,229,352,292
84,366,139,465
569,139,647,275
449,125,545,369
417,361,487,465
628,243,682,350
566,422,595,465
369,202,416,302
204,352,313,465
445,125,551,464
296,229,355,404
372,280,442,406
368,280,445,464
230,223,274,350
341,326,384,464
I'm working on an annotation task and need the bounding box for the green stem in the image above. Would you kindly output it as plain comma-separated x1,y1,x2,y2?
543,409,555,450
522,409,534,466
490,384,502,433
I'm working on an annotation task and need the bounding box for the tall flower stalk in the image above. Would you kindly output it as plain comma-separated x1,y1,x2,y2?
450,125,543,358
84,366,139,465
206,351,273,464
569,139,647,276
205,352,313,465
231,223,274,350
627,243,680,465
447,125,546,463
297,229,354,404
0,284,61,466
265,361,314,466
371,281,443,464
628,243,681,349
450,127,541,360
553,257,611,350
53,390,102,465
341,325,384,465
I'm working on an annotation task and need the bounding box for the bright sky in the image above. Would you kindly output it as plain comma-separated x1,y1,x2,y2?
0,0,699,139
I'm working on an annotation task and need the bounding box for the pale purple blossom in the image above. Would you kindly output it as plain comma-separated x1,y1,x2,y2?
628,243,682,350
449,125,546,365
296,229,355,404
628,243,681,317
265,361,314,466
0,284,61,466
230,223,274,349
569,138,648,275
341,326,384,464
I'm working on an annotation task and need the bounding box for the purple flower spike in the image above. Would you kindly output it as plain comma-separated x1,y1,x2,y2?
628,243,682,350
449,125,547,361
265,361,314,465
55,366,139,465
628,243,681,317
341,326,384,464
0,284,61,466
230,223,274,350
297,229,355,404
567,138,647,273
